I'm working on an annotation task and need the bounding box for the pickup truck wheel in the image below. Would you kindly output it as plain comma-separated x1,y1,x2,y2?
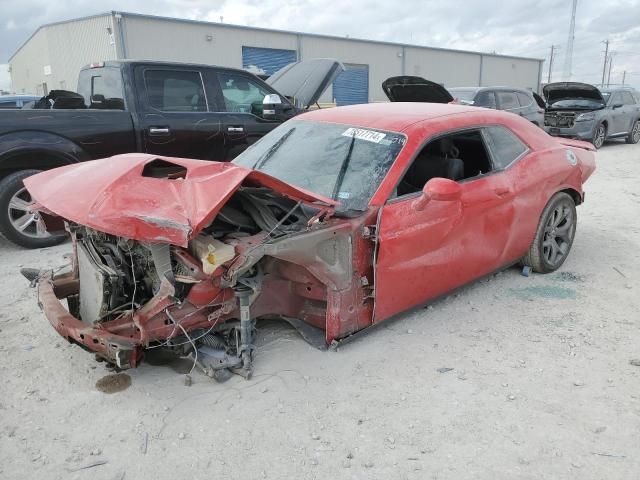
626,121,640,144
521,192,576,273
592,123,606,149
0,170,67,249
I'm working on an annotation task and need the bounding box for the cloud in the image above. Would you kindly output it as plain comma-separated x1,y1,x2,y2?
0,0,639,88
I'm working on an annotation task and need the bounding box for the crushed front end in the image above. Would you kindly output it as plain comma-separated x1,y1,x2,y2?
28,160,376,379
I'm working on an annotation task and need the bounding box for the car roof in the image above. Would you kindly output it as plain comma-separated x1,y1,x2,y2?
297,102,484,132
449,86,531,94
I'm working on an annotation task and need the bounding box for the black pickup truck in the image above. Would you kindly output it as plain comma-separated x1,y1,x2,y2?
0,59,343,248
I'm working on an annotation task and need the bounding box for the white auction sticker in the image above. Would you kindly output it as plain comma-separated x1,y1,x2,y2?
342,127,386,143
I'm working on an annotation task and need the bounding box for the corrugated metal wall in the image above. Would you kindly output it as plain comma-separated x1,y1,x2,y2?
9,14,116,95
9,13,543,98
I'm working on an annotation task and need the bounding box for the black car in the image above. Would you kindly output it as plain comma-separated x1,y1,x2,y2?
448,87,546,126
0,59,343,248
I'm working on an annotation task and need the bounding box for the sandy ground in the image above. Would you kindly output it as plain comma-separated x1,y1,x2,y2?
1,140,639,480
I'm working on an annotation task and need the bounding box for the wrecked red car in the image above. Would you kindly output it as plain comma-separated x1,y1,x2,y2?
24,103,596,379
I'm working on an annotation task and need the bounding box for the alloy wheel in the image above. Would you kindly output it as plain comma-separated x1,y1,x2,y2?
542,201,574,267
633,122,640,143
593,125,605,148
7,187,51,239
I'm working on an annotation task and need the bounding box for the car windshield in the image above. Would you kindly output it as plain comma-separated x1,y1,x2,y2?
548,98,605,109
448,89,477,103
233,119,406,212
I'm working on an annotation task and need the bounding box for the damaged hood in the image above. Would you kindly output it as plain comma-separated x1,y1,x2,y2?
543,82,605,105
382,76,454,103
24,154,337,247
267,58,345,109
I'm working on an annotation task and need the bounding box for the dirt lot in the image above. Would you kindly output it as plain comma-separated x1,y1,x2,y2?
1,140,639,480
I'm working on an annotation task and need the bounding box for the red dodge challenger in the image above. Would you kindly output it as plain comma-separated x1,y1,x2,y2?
23,103,596,380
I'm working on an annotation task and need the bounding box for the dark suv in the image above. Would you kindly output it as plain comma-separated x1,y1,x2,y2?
448,87,546,126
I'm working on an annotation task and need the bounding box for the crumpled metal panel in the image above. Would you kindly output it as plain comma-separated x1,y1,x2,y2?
24,153,337,247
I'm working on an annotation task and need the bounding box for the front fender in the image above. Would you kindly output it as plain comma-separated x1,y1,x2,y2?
0,130,89,167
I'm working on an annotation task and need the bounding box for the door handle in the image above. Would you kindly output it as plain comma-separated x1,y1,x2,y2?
227,126,244,133
149,127,170,135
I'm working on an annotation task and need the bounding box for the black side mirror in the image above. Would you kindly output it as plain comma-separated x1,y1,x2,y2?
262,94,283,120
612,103,624,109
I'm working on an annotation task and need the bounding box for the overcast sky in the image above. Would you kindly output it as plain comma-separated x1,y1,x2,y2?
1,0,639,91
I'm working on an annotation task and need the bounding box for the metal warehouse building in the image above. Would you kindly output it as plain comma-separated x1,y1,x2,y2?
9,11,543,104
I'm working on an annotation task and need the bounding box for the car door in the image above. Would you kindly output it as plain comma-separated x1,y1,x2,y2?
621,91,639,133
608,92,627,134
134,65,226,160
373,126,518,322
214,69,296,160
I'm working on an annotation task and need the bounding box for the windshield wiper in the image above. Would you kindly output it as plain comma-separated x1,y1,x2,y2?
330,131,357,201
252,127,296,170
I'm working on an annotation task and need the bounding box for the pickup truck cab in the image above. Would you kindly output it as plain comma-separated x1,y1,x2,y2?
0,59,343,248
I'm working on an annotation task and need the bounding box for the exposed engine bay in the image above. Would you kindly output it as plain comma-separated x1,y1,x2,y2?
32,183,371,380
544,111,577,128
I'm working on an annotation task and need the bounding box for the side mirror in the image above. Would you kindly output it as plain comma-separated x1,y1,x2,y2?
412,177,462,211
612,103,624,109
262,94,283,119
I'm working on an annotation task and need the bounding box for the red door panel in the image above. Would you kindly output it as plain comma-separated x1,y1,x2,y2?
373,174,516,322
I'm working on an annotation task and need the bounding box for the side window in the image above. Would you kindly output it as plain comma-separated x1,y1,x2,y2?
485,126,528,170
621,92,635,105
474,91,497,109
218,72,272,115
144,70,207,112
497,91,519,110
90,68,125,110
610,93,622,106
516,92,533,108
395,129,493,197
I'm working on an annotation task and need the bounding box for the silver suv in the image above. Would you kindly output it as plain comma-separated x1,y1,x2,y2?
543,83,640,148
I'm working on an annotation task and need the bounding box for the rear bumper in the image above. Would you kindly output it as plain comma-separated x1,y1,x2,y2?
37,273,140,369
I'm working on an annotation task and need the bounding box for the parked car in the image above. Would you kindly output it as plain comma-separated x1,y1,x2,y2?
23,102,595,378
448,87,545,126
0,95,40,109
381,76,545,126
543,82,640,148
0,59,343,248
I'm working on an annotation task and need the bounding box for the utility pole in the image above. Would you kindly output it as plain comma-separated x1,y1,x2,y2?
607,53,614,87
622,70,626,85
562,0,578,80
548,45,559,83
601,39,610,86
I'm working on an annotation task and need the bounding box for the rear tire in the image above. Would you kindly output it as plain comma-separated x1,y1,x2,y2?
626,120,640,144
522,192,576,273
0,170,67,249
592,122,606,149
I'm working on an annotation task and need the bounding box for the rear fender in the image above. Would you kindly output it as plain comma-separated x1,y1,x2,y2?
0,131,88,173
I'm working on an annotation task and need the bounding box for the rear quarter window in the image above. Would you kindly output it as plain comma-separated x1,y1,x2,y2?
484,126,528,169
516,92,533,108
496,91,519,110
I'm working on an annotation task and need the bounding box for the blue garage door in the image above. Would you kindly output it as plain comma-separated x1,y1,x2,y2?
333,64,369,106
242,46,297,77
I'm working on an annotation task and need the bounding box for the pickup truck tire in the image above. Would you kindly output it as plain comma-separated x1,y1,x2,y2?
0,170,67,249
521,192,576,273
626,121,640,144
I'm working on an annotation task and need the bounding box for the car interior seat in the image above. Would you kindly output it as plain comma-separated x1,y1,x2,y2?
397,138,465,196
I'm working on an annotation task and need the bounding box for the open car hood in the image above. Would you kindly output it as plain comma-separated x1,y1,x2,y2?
382,76,454,103
543,82,605,104
267,58,345,109
24,154,337,247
